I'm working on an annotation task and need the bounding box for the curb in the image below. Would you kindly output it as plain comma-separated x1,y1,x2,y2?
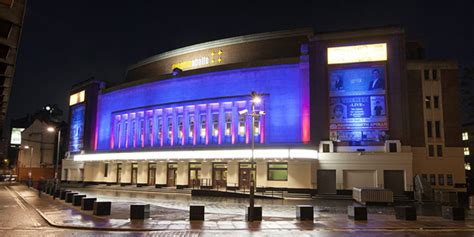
10,186,474,232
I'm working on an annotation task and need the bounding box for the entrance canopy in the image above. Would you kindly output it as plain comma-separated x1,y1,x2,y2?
73,148,318,162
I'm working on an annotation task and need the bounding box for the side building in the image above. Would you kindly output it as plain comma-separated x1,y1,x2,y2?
62,27,466,197
0,0,26,159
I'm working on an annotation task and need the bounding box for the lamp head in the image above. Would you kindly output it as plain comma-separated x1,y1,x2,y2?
47,127,55,132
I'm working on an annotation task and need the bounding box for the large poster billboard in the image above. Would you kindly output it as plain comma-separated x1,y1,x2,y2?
69,104,85,152
328,65,388,143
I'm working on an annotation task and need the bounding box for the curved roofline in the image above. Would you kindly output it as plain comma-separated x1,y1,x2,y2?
127,27,313,71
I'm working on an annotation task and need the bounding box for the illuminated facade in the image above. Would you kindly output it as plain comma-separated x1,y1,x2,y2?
62,27,466,195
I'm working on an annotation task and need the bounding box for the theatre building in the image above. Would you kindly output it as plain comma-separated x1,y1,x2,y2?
62,26,466,196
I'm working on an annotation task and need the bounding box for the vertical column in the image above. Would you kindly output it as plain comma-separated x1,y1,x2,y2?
207,105,211,145
219,105,224,145
232,103,239,144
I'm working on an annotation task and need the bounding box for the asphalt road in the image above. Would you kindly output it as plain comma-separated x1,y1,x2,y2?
1,183,474,236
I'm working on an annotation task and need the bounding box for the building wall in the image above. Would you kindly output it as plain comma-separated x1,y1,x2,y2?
96,64,307,150
317,152,413,191
126,29,311,81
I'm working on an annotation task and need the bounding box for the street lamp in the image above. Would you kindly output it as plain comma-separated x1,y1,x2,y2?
239,91,264,221
23,145,34,187
47,126,61,196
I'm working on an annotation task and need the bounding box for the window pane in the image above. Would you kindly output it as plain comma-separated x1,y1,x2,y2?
424,69,430,80
447,174,453,186
437,145,443,157
438,174,444,185
428,145,434,157
433,96,439,108
435,121,441,138
425,96,431,109
430,174,436,185
268,163,288,169
268,170,288,181
432,69,438,80
427,121,432,137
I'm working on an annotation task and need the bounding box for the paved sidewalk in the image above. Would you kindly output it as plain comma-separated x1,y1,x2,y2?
10,184,474,231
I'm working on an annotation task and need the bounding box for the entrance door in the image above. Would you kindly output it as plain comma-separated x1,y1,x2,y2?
239,163,255,190
117,163,122,184
167,163,177,187
189,163,202,188
148,163,156,185
131,163,138,185
213,163,227,189
317,170,336,194
384,170,405,195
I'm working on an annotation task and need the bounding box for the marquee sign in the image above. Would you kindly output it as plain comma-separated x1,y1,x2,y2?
327,43,387,65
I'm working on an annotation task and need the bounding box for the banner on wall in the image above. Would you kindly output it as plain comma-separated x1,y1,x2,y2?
328,65,388,143
69,104,85,152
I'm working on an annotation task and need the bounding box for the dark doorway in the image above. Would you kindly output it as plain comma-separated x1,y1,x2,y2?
212,163,227,189
167,163,177,187
317,169,336,194
148,163,156,185
239,163,255,190
384,170,405,195
131,163,138,184
189,163,201,188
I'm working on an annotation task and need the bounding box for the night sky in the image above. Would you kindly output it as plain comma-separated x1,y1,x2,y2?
9,0,474,124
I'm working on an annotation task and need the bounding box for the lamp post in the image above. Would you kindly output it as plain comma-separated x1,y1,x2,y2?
47,126,61,196
239,91,264,221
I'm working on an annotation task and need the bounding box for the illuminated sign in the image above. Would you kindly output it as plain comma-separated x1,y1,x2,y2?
73,148,318,161
69,104,85,152
10,128,24,145
69,90,85,106
328,65,388,143
327,43,387,65
171,50,223,70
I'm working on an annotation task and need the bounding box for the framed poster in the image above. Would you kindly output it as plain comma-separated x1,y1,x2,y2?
328,64,388,143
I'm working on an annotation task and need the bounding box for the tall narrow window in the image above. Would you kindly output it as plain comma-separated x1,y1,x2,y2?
124,121,129,148
433,96,439,109
438,174,444,185
435,121,441,138
437,145,443,157
140,120,145,147
178,116,184,144
200,114,207,138
427,121,432,137
212,113,219,138
432,69,438,80
447,174,453,186
131,120,136,148
148,118,153,146
425,96,431,109
429,174,436,185
464,147,470,156
428,145,434,157
225,112,232,136
189,115,194,144
167,116,173,144
238,114,246,136
115,122,121,149
254,119,260,136
157,118,162,142
424,69,430,80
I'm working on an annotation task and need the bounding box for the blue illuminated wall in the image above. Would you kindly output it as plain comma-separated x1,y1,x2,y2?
95,64,307,151
328,64,388,142
69,104,85,152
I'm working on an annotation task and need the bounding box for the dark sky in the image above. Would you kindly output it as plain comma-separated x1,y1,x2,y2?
9,0,474,123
